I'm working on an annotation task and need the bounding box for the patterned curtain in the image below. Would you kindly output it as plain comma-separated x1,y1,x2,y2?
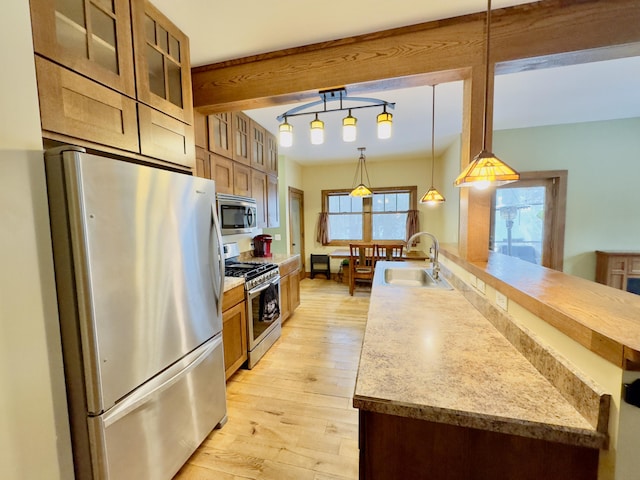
406,209,420,244
316,212,329,245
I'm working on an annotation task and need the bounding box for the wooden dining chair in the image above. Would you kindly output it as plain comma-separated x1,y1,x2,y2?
349,244,376,295
375,243,405,262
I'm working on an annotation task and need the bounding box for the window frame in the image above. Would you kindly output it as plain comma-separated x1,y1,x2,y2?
322,186,417,246
489,170,567,271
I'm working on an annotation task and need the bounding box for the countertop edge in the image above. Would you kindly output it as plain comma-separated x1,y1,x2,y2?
440,245,640,370
353,395,607,450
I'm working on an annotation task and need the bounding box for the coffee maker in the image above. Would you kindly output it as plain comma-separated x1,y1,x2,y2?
253,234,273,257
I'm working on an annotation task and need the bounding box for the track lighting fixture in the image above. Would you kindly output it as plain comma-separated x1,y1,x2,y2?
277,88,395,147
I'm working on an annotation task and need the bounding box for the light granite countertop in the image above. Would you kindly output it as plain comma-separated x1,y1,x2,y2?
223,276,244,292
353,261,606,449
236,252,300,266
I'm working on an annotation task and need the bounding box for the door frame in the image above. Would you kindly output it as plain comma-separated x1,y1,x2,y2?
288,187,305,273
489,170,567,270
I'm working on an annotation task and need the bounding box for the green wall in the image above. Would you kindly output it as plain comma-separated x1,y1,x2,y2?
494,117,640,279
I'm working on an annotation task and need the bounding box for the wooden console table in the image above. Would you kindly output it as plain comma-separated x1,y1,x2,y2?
595,251,640,295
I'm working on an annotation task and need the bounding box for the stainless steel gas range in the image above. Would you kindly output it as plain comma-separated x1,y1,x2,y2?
223,243,281,368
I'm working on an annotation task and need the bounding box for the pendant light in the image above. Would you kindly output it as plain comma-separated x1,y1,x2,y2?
310,113,324,145
454,0,519,189
350,147,372,197
376,105,393,139
279,117,293,147
342,110,357,142
420,85,445,205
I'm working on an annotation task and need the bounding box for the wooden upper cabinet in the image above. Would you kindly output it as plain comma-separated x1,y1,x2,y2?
233,162,251,197
195,146,211,179
30,0,136,97
251,169,268,228
194,111,207,149
208,112,233,159
232,112,251,165
131,0,193,125
250,120,267,171
266,131,278,175
211,153,233,194
35,55,140,152
266,132,279,175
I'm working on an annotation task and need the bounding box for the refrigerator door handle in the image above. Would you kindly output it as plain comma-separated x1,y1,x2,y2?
211,204,225,320
101,335,222,427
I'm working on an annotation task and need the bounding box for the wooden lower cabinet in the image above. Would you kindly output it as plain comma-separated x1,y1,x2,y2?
222,284,247,380
281,276,291,322
279,256,301,323
358,410,598,480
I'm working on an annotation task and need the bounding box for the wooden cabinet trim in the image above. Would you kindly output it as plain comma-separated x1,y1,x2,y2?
222,301,247,379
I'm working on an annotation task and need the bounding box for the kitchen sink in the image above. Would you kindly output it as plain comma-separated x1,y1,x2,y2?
382,267,453,289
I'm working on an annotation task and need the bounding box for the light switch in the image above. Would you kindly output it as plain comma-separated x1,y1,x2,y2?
274,234,281,241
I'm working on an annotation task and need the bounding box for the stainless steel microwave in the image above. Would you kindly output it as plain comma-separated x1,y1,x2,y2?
217,193,257,235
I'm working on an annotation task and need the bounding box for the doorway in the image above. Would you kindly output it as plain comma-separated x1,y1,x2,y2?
288,187,305,273
489,171,567,270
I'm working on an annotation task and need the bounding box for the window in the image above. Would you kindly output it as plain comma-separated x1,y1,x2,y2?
489,171,567,270
322,187,417,245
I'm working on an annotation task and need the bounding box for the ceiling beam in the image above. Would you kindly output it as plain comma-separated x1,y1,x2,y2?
192,0,640,114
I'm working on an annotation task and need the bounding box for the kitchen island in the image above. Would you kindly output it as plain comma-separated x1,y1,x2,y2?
354,261,609,480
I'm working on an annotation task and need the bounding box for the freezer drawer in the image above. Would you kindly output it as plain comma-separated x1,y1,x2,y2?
86,336,226,480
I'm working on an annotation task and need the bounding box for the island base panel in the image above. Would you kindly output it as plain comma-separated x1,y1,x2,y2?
358,411,598,480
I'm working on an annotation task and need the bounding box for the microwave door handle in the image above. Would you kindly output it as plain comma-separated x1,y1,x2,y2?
211,204,225,320
245,208,254,227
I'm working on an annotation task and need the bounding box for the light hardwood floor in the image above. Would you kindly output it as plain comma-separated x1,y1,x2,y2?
174,278,370,480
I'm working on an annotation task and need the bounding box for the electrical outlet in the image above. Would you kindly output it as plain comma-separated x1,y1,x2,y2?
476,279,486,294
274,234,281,241
496,291,508,310
469,275,477,287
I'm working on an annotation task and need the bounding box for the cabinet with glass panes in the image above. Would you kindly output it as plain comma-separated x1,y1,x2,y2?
30,0,136,96
30,0,194,168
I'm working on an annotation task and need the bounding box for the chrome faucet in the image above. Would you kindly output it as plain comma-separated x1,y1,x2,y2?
406,231,440,279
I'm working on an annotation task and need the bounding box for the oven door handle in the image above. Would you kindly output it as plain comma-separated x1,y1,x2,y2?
248,275,280,297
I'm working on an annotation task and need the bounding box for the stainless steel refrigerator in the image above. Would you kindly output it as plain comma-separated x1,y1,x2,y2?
45,146,227,480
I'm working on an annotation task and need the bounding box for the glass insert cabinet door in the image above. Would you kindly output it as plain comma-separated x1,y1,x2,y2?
131,0,193,124
30,0,136,97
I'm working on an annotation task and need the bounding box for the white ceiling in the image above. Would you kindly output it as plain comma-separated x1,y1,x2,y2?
151,0,640,165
